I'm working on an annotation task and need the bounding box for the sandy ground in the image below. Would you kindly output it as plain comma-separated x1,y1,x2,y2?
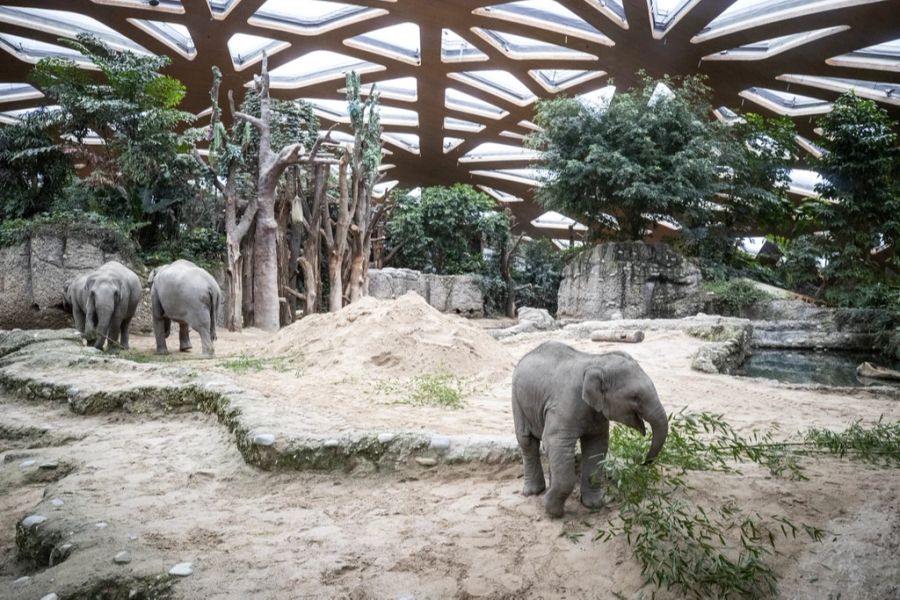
1,297,899,599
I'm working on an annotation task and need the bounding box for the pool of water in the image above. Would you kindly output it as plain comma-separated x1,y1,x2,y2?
736,349,900,387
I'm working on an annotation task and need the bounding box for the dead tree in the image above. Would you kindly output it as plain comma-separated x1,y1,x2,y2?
192,66,255,332
322,151,352,312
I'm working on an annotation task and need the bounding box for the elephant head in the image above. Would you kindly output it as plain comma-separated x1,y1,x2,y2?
86,278,120,350
581,353,669,465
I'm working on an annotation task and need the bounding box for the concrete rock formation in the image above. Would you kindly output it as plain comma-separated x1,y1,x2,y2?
367,268,484,317
0,227,153,332
557,242,702,320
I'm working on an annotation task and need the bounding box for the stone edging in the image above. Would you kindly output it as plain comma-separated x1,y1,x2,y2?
0,330,520,474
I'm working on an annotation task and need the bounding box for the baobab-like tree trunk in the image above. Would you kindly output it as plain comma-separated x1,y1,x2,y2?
323,152,352,312
299,163,328,315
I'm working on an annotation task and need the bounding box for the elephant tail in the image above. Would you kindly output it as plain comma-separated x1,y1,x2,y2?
209,288,218,341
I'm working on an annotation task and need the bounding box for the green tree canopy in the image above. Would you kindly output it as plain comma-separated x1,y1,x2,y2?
530,76,724,241
385,184,504,274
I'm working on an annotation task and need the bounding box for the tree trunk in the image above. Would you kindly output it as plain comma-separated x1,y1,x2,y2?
253,194,280,331
241,224,255,327
225,240,243,330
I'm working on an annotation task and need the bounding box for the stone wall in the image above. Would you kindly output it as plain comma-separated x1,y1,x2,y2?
557,242,702,320
367,268,484,317
0,227,153,332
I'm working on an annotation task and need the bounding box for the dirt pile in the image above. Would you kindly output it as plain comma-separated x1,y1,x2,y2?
262,292,515,379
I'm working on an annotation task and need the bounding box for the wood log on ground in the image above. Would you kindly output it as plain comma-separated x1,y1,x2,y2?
856,361,900,381
590,330,645,343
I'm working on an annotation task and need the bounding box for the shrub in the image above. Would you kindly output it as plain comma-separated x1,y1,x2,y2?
704,279,771,315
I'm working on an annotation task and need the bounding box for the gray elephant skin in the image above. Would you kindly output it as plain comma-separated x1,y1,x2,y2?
512,342,669,517
63,261,142,351
149,259,221,357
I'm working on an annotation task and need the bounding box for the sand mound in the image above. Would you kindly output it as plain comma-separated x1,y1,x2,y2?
261,292,515,379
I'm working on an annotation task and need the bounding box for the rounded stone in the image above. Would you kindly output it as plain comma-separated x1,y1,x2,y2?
113,550,131,564
169,562,193,576
429,436,451,450
95,521,108,528
415,457,437,467
50,498,64,507
19,459,36,469
39,461,59,470
323,439,341,448
22,515,47,528
252,433,275,447
40,594,59,600
13,576,31,585
377,433,395,444
66,386,80,397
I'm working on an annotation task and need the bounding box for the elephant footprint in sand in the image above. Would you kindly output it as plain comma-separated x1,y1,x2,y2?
149,259,222,358
512,341,669,518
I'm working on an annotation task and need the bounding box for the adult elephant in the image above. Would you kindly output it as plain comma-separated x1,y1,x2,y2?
65,261,142,351
512,341,668,518
149,259,221,358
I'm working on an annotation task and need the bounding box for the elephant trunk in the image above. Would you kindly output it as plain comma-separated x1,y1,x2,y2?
643,400,669,465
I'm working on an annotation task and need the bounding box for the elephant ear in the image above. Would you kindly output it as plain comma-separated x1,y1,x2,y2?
581,367,609,417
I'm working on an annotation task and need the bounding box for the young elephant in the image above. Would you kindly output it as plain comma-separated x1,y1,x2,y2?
149,259,221,358
65,261,142,351
512,341,668,518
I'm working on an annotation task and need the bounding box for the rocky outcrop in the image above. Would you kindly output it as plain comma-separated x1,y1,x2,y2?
489,306,558,339
688,323,753,374
0,226,153,332
557,242,702,320
367,268,484,317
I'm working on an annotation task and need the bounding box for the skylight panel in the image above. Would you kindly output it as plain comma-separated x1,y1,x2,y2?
227,33,290,71
477,185,524,202
694,0,883,43
382,132,420,155
267,51,384,89
443,137,465,153
249,0,388,36
0,33,92,66
443,116,486,132
794,134,826,159
528,69,606,93
207,0,240,20
340,77,417,102
128,19,196,60
460,143,540,162
474,1,614,46
445,88,510,119
776,74,900,106
827,38,900,72
447,70,536,106
578,85,616,110
531,210,588,230
0,105,61,125
649,0,701,38
442,29,488,63
703,26,848,61
471,28,598,61
91,0,184,15
470,167,547,186
307,99,417,127
583,0,628,29
345,23,420,65
739,87,831,116
500,130,527,140
0,83,43,103
0,7,148,55
788,168,823,198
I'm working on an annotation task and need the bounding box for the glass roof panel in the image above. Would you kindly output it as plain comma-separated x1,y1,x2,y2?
91,0,184,14
344,23,421,65
267,50,384,89
448,70,536,106
582,0,627,29
227,33,290,71
443,116,486,132
382,132,420,154
474,1,613,45
649,0,699,36
0,33,91,66
0,7,148,55
0,82,42,103
695,0,881,43
340,77,417,102
828,38,900,72
128,19,196,59
739,87,831,116
460,142,540,162
532,210,588,230
0,104,61,125
249,0,388,36
307,98,418,126
777,74,900,106
477,184,524,202
442,29,488,63
445,87,509,119
471,28,598,61
578,85,616,110
703,26,848,61
528,69,606,93
470,167,547,186
443,137,465,153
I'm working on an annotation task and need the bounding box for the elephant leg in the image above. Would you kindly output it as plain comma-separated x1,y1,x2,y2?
73,306,86,336
106,322,122,353
119,317,131,350
544,434,577,518
178,323,192,352
517,432,546,496
152,297,169,355
198,325,214,358
579,433,608,509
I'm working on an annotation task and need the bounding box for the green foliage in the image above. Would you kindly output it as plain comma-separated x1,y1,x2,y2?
0,111,73,220
385,185,498,274
599,412,816,599
530,75,725,240
375,373,469,409
28,34,196,243
218,353,294,374
804,93,900,305
345,71,382,191
704,279,771,315
805,418,900,466
142,227,225,270
514,239,566,314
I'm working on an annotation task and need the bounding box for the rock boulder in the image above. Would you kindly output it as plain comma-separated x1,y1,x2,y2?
557,242,702,320
367,268,484,317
